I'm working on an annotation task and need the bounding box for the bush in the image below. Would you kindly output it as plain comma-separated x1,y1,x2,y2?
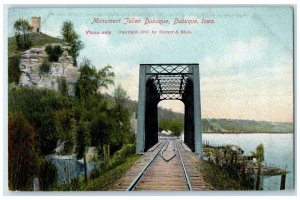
115,144,135,158
8,114,37,190
8,55,21,84
38,159,57,190
89,167,101,179
45,45,63,62
9,88,71,155
39,60,51,74
108,144,135,169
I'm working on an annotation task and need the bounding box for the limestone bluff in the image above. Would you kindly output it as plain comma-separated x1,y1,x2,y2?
19,44,80,95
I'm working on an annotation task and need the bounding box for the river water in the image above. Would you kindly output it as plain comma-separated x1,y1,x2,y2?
46,155,98,184
202,133,294,190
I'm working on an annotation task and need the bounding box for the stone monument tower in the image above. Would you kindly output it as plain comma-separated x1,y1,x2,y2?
31,16,41,33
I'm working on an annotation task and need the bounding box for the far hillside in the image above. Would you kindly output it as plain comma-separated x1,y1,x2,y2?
124,99,293,133
201,118,293,133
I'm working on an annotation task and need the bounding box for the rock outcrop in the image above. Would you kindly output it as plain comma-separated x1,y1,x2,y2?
19,44,79,95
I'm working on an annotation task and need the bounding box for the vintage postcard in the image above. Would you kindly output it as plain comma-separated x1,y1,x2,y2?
5,6,294,193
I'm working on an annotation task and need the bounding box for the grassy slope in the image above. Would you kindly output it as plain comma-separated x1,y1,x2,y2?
196,160,246,190
8,32,63,57
82,155,140,191
184,151,245,190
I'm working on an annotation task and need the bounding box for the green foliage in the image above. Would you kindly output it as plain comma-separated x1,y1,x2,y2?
113,144,135,160
58,77,69,96
45,45,63,62
61,21,84,66
75,60,99,98
14,18,32,50
54,109,76,154
83,155,140,191
8,54,21,84
9,88,72,155
8,114,37,190
38,159,57,190
109,144,135,169
75,121,90,158
69,40,84,67
8,60,135,190
98,64,115,89
61,21,77,44
198,160,246,190
159,118,183,136
251,144,264,165
75,59,115,99
112,85,133,143
39,59,51,74
74,92,133,156
8,32,63,56
89,167,101,180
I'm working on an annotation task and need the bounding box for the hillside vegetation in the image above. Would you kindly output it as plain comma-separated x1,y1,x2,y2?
201,118,293,133
8,32,63,56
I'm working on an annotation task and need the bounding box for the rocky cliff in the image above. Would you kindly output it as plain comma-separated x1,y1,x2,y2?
19,44,79,95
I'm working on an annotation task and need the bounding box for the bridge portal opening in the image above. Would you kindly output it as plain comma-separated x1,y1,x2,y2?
136,64,202,157
157,100,184,137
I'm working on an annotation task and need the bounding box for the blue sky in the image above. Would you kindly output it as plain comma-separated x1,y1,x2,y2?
8,7,294,122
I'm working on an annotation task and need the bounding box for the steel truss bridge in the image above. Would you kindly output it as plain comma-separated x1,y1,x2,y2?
136,64,202,157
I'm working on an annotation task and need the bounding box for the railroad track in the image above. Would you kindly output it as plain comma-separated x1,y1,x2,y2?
126,139,192,191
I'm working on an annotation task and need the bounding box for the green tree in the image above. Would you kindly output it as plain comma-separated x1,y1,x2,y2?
14,18,32,50
75,59,98,98
251,144,264,165
8,114,37,190
61,21,76,44
61,21,84,66
159,119,183,137
112,85,132,143
98,64,115,89
9,88,72,155
75,59,115,99
54,109,75,153
8,55,21,84
37,159,57,190
169,119,183,137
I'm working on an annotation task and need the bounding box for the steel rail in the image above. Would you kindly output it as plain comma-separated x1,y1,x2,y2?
175,140,193,191
160,139,177,162
147,140,163,152
160,139,170,156
126,140,168,191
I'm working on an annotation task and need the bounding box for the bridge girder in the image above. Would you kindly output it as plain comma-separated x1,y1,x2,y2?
136,64,202,157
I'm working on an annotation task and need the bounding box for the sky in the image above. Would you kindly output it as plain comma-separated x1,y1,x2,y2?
8,7,294,122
